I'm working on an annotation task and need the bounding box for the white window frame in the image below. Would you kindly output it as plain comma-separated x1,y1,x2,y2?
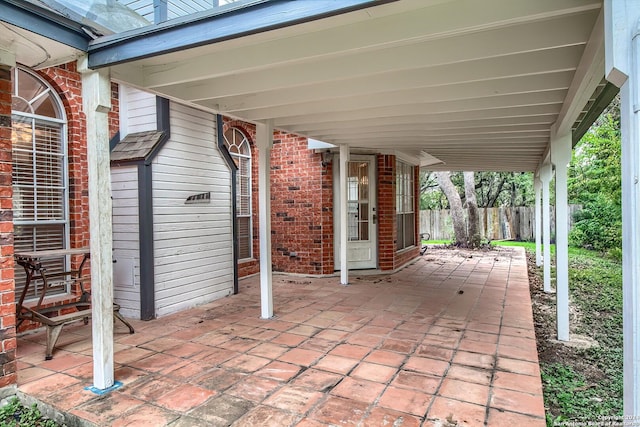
11,67,70,300
223,127,253,260
396,160,416,251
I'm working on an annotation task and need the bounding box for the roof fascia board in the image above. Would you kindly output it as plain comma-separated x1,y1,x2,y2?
572,81,619,146
88,0,397,68
0,0,91,50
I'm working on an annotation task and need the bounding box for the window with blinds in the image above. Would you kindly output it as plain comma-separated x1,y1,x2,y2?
396,160,416,251
223,127,252,260
11,68,69,300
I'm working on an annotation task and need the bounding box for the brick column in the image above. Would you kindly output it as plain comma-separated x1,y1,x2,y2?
0,64,17,388
377,154,395,270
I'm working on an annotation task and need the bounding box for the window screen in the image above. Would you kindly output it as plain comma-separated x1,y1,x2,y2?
11,68,69,300
223,127,252,260
396,160,415,251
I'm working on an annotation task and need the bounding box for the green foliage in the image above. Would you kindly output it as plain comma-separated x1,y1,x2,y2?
568,109,621,253
569,194,621,253
0,398,59,427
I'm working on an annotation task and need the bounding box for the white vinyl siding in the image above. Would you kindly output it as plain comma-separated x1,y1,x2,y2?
119,85,157,136
152,102,233,317
111,166,141,318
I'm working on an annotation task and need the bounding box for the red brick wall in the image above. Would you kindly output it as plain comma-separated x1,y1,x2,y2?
377,155,420,271
0,64,16,387
222,119,334,276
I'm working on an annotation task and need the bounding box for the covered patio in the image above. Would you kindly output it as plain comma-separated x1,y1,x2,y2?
16,247,543,426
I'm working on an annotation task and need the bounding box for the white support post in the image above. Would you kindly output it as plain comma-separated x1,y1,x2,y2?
534,176,543,267
551,131,572,342
339,144,349,285
78,57,114,390
539,163,553,294
256,121,273,319
606,0,640,415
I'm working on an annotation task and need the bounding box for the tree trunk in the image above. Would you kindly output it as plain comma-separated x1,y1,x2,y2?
464,171,481,248
436,171,467,246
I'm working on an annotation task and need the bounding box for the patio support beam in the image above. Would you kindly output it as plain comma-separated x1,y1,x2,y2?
551,130,572,342
256,120,274,319
339,144,350,285
605,0,640,417
78,56,114,390
539,163,553,294
534,176,542,267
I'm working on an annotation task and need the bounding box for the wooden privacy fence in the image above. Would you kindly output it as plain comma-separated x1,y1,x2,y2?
420,205,582,241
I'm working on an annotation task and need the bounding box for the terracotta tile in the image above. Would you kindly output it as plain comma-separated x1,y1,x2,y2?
500,325,536,339
235,405,299,426
199,348,239,366
361,407,422,427
18,372,80,398
288,324,320,337
312,328,348,342
496,357,541,377
378,385,433,416
426,396,486,426
271,332,307,347
329,343,370,360
140,337,184,352
17,366,55,385
39,352,92,372
300,338,338,353
379,338,416,353
197,368,246,392
446,364,492,386
221,353,271,373
226,375,282,403
114,347,155,364
248,342,289,359
163,342,213,359
70,393,144,425
457,339,498,355
313,354,358,375
438,378,489,406
278,348,323,366
391,370,441,394
264,385,323,414
346,333,384,347
389,330,424,341
114,366,149,386
492,371,543,395
350,362,396,383
111,404,180,427
46,386,96,411
486,408,545,427
331,377,385,404
186,394,255,425
490,387,545,417
129,353,189,373
255,361,301,382
309,396,368,425
296,418,330,427
243,327,281,341
422,334,460,349
497,343,539,362
415,344,454,361
123,374,181,401
451,350,496,370
293,369,342,392
218,337,260,353
404,356,449,376
167,360,212,381
363,349,405,367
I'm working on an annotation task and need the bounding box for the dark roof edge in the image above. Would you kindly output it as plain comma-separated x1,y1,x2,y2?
87,0,397,68
0,0,92,50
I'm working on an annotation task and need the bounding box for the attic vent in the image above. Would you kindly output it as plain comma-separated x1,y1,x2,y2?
185,192,211,204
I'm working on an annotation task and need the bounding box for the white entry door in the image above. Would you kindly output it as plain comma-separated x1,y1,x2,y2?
334,155,377,270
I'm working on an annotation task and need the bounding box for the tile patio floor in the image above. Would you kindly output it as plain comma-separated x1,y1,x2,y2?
15,247,545,426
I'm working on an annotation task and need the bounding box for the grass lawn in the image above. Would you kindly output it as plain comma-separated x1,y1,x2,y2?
493,241,623,425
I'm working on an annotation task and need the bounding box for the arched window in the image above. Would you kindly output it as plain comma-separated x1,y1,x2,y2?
11,67,69,299
224,127,252,259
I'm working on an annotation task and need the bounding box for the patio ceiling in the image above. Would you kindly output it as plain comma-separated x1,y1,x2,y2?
9,0,609,172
